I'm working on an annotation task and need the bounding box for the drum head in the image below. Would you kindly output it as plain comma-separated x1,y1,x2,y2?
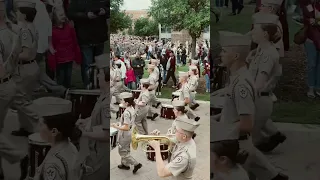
172,92,180,96
119,104,126,108
162,104,173,108
110,127,118,136
28,133,49,145
211,95,225,108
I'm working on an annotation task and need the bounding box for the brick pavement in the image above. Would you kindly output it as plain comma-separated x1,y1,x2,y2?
110,98,211,180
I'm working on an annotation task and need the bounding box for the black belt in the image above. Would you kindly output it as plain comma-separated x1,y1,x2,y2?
239,134,249,140
19,60,35,65
0,75,11,84
260,92,270,96
115,80,120,82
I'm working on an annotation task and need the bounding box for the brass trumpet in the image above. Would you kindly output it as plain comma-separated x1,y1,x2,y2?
131,127,172,152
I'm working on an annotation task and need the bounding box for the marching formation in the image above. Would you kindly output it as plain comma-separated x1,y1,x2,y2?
109,34,210,179
211,0,289,179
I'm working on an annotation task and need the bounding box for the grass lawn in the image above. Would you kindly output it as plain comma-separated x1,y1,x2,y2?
212,5,320,124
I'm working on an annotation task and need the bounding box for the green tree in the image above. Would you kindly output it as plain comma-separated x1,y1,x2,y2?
110,0,132,33
133,17,158,37
149,0,210,58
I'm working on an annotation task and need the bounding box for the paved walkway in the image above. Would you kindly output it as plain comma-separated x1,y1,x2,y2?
110,98,210,180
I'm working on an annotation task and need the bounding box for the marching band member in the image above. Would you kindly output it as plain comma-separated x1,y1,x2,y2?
211,122,250,180
75,54,109,180
190,60,199,75
31,97,79,180
167,100,192,136
177,71,200,122
134,78,151,135
11,0,40,137
217,30,287,180
248,12,286,153
148,117,199,179
146,64,160,120
111,92,142,173
188,66,200,110
111,60,123,105
259,0,284,58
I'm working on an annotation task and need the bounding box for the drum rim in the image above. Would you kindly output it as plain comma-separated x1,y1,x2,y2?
28,133,50,145
132,90,141,92
162,104,174,108
67,89,101,95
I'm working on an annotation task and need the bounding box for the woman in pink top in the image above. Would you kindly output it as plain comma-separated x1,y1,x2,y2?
48,7,81,88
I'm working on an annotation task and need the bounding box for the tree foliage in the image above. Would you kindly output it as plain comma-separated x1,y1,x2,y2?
133,17,158,37
110,0,132,33
149,0,210,57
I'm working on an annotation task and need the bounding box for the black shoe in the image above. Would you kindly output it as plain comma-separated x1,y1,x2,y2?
133,163,142,174
190,103,199,110
228,12,236,16
155,102,161,108
272,173,289,180
116,111,119,119
11,129,32,137
237,5,244,14
256,132,287,152
20,155,29,180
118,164,130,170
147,116,152,119
151,113,158,121
195,117,200,122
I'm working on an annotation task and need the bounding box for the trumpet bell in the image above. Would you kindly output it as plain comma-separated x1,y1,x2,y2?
131,127,172,153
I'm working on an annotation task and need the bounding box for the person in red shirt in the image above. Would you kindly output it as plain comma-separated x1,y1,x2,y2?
163,51,177,87
48,7,81,88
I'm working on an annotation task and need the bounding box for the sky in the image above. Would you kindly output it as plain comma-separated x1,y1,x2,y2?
122,0,151,10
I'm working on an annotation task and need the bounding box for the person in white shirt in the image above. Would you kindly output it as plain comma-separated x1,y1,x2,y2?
114,56,126,81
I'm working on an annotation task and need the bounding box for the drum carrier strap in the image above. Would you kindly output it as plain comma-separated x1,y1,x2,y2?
54,153,69,179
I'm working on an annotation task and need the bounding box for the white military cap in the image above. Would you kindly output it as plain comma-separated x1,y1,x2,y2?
176,118,200,132
115,60,121,65
30,97,72,117
252,12,279,25
219,31,251,47
178,71,188,77
261,0,283,6
16,0,36,8
191,60,199,64
95,53,109,69
150,59,157,64
148,64,155,69
211,122,239,142
120,92,133,99
172,100,185,107
189,66,197,70
140,78,150,84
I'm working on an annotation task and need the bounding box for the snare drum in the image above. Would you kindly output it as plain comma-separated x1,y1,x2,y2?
132,90,141,99
146,144,169,161
211,95,225,115
66,89,100,120
117,104,126,119
171,92,181,102
110,127,118,150
160,104,175,120
28,133,51,178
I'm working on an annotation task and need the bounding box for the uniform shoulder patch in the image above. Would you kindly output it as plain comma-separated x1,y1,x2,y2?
45,166,57,180
238,86,248,98
262,55,270,63
21,29,29,40
173,155,183,164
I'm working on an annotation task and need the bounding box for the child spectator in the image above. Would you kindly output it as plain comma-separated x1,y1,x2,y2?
48,7,81,88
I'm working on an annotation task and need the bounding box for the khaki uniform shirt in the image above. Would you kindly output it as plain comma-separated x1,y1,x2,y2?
248,45,280,92
33,141,79,180
165,140,197,180
187,75,198,92
0,26,21,76
219,66,255,138
178,83,190,101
